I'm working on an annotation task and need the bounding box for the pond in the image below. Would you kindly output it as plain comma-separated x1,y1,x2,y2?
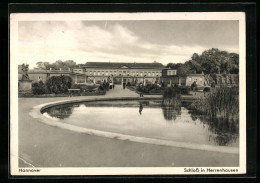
42,99,239,148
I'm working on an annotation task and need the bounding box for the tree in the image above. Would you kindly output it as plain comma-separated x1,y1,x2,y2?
35,60,77,70
192,48,238,74
177,64,192,75
166,63,183,70
46,75,72,94
35,62,51,70
166,48,239,75
32,80,47,94
186,60,202,73
228,53,239,74
191,53,200,61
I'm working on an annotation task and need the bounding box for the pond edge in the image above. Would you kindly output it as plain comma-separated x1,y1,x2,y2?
30,97,239,155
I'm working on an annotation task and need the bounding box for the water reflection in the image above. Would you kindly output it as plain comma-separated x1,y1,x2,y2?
161,98,182,121
189,111,239,146
161,104,181,121
139,103,143,115
42,100,239,147
138,101,151,115
43,104,76,120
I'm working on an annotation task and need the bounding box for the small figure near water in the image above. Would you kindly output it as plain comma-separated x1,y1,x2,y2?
139,103,143,115
139,92,144,97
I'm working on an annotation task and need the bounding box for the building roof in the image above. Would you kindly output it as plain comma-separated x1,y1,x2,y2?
83,62,165,69
22,70,72,74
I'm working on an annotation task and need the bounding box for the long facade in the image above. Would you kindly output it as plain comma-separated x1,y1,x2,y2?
74,62,164,85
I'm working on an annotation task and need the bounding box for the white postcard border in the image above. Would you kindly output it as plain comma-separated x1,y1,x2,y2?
10,12,246,175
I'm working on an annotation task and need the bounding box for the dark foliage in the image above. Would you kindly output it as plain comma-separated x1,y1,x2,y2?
32,80,47,95
46,75,72,94
203,87,211,92
137,83,160,93
189,87,239,121
167,48,239,75
72,84,98,92
179,86,191,95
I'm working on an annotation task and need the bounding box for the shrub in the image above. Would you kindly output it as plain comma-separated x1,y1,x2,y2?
203,87,211,92
98,83,109,91
46,75,72,94
179,86,191,95
72,84,97,92
137,83,160,93
32,80,47,95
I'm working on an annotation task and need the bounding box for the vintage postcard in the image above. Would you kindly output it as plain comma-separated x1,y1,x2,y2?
10,12,246,175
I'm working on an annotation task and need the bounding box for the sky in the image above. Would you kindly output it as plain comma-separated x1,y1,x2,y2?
18,20,239,69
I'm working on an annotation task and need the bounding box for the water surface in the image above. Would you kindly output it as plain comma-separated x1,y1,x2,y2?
42,100,239,147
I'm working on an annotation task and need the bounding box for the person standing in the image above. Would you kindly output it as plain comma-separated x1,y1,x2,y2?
139,103,143,115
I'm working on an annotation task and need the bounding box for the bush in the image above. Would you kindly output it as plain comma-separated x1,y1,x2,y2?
179,86,190,95
203,87,211,92
98,82,109,91
32,81,47,95
137,83,160,93
72,84,98,92
46,75,72,94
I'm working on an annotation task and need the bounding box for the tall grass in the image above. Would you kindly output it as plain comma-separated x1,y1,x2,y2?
162,87,182,121
190,87,239,122
162,87,181,106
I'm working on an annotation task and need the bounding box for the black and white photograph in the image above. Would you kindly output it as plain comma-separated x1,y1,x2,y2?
10,12,246,175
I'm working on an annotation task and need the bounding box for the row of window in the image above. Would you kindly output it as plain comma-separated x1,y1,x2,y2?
167,70,177,75
83,70,162,77
188,77,203,82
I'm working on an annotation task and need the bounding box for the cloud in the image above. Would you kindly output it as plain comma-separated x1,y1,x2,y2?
18,21,239,69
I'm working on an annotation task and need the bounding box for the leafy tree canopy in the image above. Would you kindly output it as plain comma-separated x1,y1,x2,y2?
35,60,77,70
167,48,239,75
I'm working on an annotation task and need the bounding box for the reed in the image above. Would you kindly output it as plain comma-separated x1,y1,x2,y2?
190,86,239,122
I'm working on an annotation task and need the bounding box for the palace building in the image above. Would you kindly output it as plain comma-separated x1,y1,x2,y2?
73,62,165,84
